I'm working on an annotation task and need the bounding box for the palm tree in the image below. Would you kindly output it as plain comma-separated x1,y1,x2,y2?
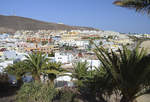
72,61,113,102
81,66,114,102
114,0,150,14
94,44,150,102
72,61,91,81
42,62,66,84
72,61,97,101
5,61,27,86
25,52,49,82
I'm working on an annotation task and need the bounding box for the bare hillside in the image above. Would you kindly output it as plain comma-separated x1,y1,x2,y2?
0,15,98,33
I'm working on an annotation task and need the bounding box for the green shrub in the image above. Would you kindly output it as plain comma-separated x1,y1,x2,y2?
48,52,55,57
58,87,78,102
17,82,57,102
0,73,9,83
65,46,73,50
42,41,48,45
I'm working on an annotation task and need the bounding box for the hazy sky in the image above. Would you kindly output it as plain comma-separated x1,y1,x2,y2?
0,0,150,33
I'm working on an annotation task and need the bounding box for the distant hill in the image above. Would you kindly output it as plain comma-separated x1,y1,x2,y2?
0,15,98,33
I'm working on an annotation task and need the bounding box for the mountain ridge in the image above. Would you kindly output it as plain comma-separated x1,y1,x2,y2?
0,15,99,33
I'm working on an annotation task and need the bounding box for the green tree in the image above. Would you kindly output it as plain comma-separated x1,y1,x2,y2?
25,52,49,82
72,61,97,101
72,61,91,81
43,62,66,85
114,0,150,14
80,66,114,102
108,35,113,39
65,46,73,51
5,61,27,86
72,61,113,102
48,51,55,57
42,41,48,45
94,44,150,102
99,41,103,46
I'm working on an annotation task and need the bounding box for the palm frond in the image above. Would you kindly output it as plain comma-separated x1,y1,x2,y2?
114,0,150,14
24,52,49,81
94,43,150,100
5,61,28,79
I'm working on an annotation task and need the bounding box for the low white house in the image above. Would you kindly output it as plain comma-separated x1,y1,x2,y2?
0,60,13,72
55,52,74,64
74,40,89,47
55,73,74,87
3,51,17,60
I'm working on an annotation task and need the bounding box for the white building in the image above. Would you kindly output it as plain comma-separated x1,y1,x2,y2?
55,52,74,64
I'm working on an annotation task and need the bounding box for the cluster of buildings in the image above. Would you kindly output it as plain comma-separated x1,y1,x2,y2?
1,29,149,85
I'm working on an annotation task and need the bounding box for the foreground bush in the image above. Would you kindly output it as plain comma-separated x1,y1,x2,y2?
58,87,78,102
0,73,10,92
16,82,57,102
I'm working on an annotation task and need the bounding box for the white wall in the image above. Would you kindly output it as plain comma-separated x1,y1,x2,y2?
55,53,73,63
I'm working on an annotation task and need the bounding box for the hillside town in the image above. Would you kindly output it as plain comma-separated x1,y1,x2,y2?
1,0,150,102
0,29,149,75
1,28,150,102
